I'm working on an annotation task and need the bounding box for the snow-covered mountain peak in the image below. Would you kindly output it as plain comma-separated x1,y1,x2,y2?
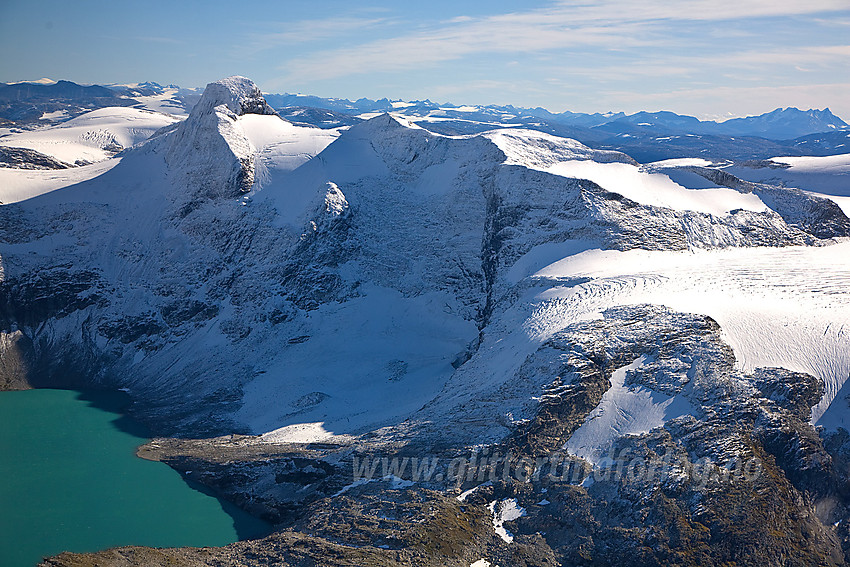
6,77,850,567
299,181,350,236
189,75,276,119
162,77,282,200
346,112,419,136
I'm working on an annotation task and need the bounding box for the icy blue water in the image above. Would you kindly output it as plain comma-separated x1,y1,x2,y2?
0,389,270,567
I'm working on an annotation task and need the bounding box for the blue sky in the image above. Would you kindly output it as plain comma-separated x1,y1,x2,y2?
2,0,849,119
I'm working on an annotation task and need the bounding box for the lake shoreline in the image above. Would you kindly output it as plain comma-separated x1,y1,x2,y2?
0,388,272,567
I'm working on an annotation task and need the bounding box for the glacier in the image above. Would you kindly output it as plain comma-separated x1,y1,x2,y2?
3,76,850,566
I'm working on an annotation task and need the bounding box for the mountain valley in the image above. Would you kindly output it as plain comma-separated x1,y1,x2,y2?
2,76,850,567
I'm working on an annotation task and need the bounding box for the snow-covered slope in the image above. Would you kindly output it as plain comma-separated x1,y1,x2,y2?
1,76,848,449
129,86,194,117
724,154,850,219
536,245,850,422
725,153,850,198
549,160,767,215
565,355,695,464
773,153,850,175
6,76,850,566
0,107,180,164
0,158,121,204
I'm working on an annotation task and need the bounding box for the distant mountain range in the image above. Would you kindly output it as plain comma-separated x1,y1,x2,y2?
2,79,848,162
0,80,201,124
0,80,133,123
269,93,849,161
593,107,847,139
269,92,848,139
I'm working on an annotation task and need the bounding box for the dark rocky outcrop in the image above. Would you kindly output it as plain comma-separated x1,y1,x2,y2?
0,146,72,170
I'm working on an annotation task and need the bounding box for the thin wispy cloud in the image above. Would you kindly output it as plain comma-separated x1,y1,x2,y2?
3,0,848,118
547,0,848,23
566,45,850,78
811,16,850,26
428,78,554,101
251,16,392,49
136,36,185,45
443,16,474,24
279,19,656,80
716,45,850,68
275,0,848,82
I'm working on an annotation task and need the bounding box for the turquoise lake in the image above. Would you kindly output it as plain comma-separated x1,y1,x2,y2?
0,389,271,567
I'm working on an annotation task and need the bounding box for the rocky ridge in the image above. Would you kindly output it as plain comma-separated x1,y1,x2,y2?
1,77,849,566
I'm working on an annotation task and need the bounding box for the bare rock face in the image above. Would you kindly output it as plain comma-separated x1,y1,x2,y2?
0,330,32,389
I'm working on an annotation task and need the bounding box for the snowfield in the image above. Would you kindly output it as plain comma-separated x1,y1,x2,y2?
529,243,850,427
725,153,850,202
486,129,766,214
0,158,121,204
0,107,180,164
771,154,850,175
239,113,339,175
129,87,193,117
2,77,849,458
645,152,850,230
488,498,526,544
234,286,478,442
545,160,767,215
761,154,850,217
565,355,695,464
